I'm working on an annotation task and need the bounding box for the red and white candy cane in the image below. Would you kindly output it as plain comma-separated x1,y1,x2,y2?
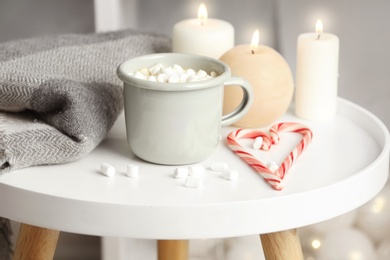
227,122,313,190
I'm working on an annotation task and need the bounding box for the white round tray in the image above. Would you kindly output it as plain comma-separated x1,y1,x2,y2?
0,98,389,239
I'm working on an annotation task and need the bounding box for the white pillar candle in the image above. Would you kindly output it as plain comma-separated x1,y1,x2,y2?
172,3,234,59
295,20,340,120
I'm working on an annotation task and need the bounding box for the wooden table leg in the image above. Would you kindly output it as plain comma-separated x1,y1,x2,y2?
158,240,188,260
13,223,60,260
260,229,303,260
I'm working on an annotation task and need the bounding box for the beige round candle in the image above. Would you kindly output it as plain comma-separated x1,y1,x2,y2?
220,30,294,128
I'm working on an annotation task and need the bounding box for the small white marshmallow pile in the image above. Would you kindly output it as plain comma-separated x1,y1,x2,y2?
211,162,239,181
173,165,206,188
173,162,239,189
130,63,218,83
100,161,240,189
100,163,139,178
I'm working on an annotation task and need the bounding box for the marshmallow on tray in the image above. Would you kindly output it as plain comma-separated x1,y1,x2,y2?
222,169,240,181
210,162,229,172
173,167,189,179
253,137,263,150
126,164,139,178
188,165,206,177
130,63,218,83
267,161,279,173
100,163,115,177
184,177,203,188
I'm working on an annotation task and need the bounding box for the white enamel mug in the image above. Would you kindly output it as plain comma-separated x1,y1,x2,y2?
117,53,253,165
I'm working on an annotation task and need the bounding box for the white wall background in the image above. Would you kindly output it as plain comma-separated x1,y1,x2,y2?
1,0,389,259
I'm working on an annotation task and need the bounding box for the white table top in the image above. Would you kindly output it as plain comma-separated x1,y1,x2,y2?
0,98,389,239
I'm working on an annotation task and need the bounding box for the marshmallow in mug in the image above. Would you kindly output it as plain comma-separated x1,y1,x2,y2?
130,63,219,83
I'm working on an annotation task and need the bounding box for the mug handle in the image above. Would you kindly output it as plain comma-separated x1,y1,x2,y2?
221,77,253,126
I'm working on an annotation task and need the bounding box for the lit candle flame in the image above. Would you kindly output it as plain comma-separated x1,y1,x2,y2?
250,30,259,54
316,19,323,34
316,19,323,40
198,3,208,25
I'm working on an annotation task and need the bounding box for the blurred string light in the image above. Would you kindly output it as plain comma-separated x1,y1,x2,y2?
301,184,390,259
371,195,386,213
299,227,323,258
349,251,364,260
311,239,321,249
220,180,390,259
356,184,390,243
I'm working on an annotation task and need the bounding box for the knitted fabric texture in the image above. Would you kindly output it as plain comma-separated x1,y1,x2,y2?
0,29,171,173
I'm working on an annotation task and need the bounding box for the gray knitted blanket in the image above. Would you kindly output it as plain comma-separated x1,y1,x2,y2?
0,30,170,259
0,29,171,173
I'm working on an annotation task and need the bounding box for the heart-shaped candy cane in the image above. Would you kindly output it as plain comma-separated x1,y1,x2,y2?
227,122,313,190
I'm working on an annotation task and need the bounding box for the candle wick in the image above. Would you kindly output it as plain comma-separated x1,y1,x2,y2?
316,34,321,40
251,50,254,54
